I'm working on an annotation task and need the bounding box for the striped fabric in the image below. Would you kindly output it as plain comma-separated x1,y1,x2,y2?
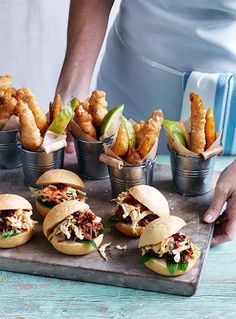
181,72,236,155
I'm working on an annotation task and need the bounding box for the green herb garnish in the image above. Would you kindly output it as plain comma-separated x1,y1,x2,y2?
140,255,154,265
76,238,97,249
166,260,189,275
1,231,19,239
101,217,125,235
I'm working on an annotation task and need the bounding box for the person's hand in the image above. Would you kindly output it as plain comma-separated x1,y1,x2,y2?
203,160,236,245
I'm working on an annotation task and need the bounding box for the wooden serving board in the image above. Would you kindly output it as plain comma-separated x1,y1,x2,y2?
0,154,218,296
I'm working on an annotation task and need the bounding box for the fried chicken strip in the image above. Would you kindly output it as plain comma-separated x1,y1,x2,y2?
18,100,43,151
0,75,12,90
16,87,48,135
205,107,216,150
189,92,206,154
125,147,142,164
0,97,18,120
74,104,97,139
49,94,61,124
111,123,129,157
88,90,108,127
136,109,163,158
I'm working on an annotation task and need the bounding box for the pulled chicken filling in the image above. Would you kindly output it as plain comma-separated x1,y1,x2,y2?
31,183,86,207
52,210,103,242
141,232,195,263
0,209,34,235
112,191,158,227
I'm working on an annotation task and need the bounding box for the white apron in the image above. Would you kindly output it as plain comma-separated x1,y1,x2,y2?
97,0,236,154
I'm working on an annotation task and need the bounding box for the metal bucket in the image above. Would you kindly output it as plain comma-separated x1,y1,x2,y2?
17,143,65,187
108,158,156,197
0,129,22,169
73,136,109,179
169,148,216,196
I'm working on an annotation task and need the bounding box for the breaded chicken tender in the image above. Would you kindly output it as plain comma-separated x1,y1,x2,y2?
18,100,43,150
0,97,18,120
75,104,97,139
0,75,12,90
205,107,216,150
135,109,163,158
49,94,61,124
89,90,108,127
16,87,48,135
125,147,142,164
111,123,129,157
189,92,206,154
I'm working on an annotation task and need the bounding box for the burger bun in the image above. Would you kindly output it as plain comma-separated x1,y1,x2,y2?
50,233,104,255
36,169,84,190
43,200,103,255
138,215,186,248
0,228,34,249
144,248,198,276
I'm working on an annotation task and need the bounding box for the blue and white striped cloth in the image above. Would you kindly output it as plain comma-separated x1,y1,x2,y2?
181,72,236,155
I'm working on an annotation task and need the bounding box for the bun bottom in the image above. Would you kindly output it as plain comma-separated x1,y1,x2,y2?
36,200,52,218
50,234,104,255
145,255,198,276
0,228,34,248
115,223,143,237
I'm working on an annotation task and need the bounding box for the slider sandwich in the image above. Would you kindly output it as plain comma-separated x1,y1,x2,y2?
109,185,170,237
31,169,86,217
0,194,36,248
43,200,104,255
138,215,201,276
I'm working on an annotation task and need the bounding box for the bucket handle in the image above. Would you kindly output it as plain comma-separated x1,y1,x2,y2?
144,158,153,184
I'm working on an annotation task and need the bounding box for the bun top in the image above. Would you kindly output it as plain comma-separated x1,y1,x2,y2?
36,169,84,189
43,200,89,238
128,185,170,217
138,215,186,248
0,194,32,210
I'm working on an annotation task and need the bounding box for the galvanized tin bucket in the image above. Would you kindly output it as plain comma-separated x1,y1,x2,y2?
169,148,216,196
73,136,109,180
0,129,22,169
17,143,65,187
108,158,156,197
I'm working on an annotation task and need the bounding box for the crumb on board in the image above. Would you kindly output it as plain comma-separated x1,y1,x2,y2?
98,242,112,260
115,245,128,250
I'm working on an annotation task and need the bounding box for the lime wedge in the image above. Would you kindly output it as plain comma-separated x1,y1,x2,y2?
163,119,187,147
120,115,136,148
48,98,78,134
100,104,124,138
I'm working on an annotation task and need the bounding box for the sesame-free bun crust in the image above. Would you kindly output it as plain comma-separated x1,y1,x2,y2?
128,185,170,217
36,169,84,190
144,249,198,276
0,194,32,210
0,228,34,248
115,223,143,237
50,234,104,255
138,215,186,248
43,200,89,238
35,200,51,218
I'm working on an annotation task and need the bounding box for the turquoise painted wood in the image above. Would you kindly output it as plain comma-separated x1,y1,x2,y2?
0,156,235,319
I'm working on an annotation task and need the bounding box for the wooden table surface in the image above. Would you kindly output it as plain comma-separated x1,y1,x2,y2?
0,155,235,319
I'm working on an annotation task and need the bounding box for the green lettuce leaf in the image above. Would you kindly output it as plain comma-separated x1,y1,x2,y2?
1,231,19,239
76,238,97,249
101,216,127,235
140,255,154,265
166,260,189,275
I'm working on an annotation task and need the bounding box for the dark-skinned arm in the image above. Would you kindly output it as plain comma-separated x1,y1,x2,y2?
55,0,114,104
